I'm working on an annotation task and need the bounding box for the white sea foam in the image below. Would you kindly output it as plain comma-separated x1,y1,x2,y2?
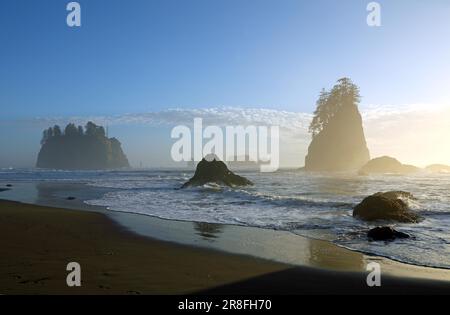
1,169,449,269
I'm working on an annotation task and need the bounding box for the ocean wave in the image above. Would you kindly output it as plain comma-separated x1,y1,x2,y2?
2,169,450,269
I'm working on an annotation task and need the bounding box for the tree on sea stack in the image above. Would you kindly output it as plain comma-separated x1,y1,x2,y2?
304,78,370,171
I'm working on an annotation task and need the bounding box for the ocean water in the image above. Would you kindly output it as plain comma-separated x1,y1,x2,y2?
1,168,449,269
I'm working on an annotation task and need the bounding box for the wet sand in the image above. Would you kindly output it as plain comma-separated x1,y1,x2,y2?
0,200,287,294
1,199,450,294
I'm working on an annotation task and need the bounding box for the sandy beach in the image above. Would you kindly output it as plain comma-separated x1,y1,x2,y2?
1,198,450,295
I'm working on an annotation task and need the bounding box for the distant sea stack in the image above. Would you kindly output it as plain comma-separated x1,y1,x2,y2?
36,122,130,170
359,156,419,175
425,164,450,174
304,78,370,172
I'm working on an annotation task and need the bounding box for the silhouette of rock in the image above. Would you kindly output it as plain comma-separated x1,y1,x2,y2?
367,227,410,241
305,78,370,171
182,155,253,188
425,164,450,174
66,197,76,201
36,122,130,170
353,191,422,223
359,156,419,175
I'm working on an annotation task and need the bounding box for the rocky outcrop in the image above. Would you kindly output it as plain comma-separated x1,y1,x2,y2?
353,191,422,223
426,164,450,174
181,155,253,188
367,227,410,241
305,78,370,171
36,122,130,170
359,156,419,175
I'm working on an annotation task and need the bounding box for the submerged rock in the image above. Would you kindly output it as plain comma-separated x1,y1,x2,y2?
181,155,253,188
66,197,76,201
368,227,410,241
353,191,422,223
359,156,419,175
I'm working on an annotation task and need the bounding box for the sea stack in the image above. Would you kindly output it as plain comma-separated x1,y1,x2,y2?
304,78,370,172
359,156,419,175
36,122,130,170
181,155,253,188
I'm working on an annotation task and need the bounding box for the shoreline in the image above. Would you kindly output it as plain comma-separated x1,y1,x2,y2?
1,181,450,279
1,181,450,294
1,199,450,294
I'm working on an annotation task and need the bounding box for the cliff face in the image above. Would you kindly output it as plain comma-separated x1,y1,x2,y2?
36,123,129,170
305,78,370,172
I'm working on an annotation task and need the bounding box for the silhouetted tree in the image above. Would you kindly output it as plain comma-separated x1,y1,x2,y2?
309,89,331,137
41,129,48,145
77,126,84,136
97,126,106,138
64,123,79,137
53,125,62,137
85,121,97,137
47,127,54,138
84,121,106,138
309,78,361,138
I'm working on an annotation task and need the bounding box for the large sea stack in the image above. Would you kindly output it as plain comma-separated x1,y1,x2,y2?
304,78,370,172
36,122,130,170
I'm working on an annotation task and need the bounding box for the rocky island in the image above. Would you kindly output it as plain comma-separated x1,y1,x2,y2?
425,164,450,174
182,155,253,188
359,156,419,175
36,122,130,170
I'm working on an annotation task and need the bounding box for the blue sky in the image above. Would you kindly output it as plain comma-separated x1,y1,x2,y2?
1,0,450,167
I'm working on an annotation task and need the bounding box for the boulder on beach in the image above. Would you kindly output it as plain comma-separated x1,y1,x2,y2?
353,191,422,223
359,156,419,175
367,226,410,241
304,78,370,172
181,155,253,188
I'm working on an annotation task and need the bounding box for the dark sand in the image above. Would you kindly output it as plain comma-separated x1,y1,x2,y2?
1,199,450,295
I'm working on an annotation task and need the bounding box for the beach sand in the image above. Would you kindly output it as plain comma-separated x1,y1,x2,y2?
1,199,450,295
